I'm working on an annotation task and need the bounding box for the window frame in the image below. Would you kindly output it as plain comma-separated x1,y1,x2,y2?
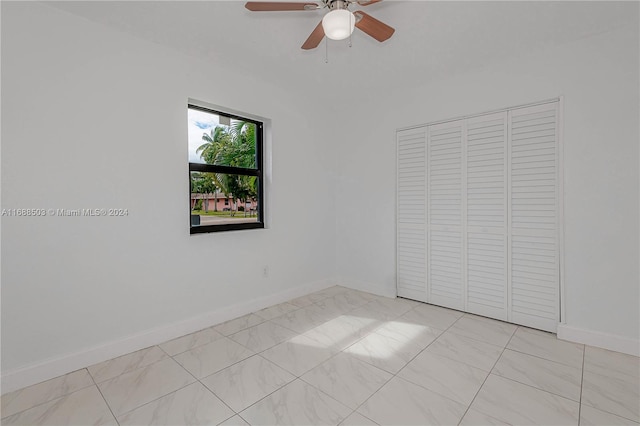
188,104,265,234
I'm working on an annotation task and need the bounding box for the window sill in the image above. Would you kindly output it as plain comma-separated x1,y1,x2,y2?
190,222,265,234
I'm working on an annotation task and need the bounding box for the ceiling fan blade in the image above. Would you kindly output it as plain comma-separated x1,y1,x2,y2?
301,21,325,50
245,2,319,11
357,0,382,6
353,10,395,42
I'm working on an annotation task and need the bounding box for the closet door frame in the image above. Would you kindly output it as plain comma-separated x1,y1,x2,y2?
558,97,565,325
395,97,565,330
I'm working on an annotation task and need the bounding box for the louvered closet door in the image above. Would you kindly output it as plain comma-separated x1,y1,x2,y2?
396,100,560,332
396,127,428,302
427,121,464,310
509,103,559,332
466,112,508,320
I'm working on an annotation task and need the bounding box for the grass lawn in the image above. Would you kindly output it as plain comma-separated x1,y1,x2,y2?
191,210,256,217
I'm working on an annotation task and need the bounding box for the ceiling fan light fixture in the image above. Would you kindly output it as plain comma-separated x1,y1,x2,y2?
322,9,355,41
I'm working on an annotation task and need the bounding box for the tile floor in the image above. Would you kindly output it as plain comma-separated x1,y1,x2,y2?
2,286,639,425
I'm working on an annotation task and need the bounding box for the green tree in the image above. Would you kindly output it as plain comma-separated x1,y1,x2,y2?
190,172,217,212
197,127,228,199
197,120,258,215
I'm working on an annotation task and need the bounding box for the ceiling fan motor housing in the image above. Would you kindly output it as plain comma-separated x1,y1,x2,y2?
327,0,350,11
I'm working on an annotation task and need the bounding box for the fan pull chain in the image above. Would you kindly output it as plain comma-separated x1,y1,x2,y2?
325,38,329,63
349,12,353,47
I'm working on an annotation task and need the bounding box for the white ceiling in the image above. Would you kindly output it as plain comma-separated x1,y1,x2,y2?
46,1,637,98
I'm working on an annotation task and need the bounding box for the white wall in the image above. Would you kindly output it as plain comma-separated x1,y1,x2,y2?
1,2,336,377
336,23,639,344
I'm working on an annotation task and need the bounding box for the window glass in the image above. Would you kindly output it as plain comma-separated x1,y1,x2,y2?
188,104,264,233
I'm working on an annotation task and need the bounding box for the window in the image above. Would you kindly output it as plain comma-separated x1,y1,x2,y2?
188,104,264,233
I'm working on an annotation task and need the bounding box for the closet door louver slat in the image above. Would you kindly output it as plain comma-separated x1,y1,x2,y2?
397,128,428,302
428,122,464,310
509,103,559,332
465,112,508,320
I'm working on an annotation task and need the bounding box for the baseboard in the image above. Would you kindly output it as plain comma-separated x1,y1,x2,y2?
1,278,336,394
557,323,640,356
337,277,397,298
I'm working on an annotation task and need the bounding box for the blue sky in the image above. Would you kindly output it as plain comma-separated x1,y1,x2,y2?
188,108,223,163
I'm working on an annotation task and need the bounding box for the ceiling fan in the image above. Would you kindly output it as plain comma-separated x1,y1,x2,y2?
245,0,395,50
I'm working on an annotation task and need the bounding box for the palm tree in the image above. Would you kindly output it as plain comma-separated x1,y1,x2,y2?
197,121,258,215
227,120,257,169
197,127,229,199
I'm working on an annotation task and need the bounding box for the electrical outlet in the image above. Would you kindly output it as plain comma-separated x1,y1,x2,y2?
262,265,269,278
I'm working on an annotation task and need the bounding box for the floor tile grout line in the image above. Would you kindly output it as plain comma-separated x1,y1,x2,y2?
252,300,305,321
104,349,215,419
236,412,252,426
332,301,454,376
300,312,392,354
226,325,299,354
235,331,298,355
1,367,93,395
474,371,588,421
158,336,226,358
227,301,410,424
88,346,171,384
171,354,240,422
263,296,355,336
489,371,581,403
113,381,196,420
445,321,518,348
0,367,101,424
262,298,393,353
382,311,490,410
346,410,381,426
296,375,358,417
159,333,227,358
0,371,97,421
342,307,466,422
456,324,519,425
501,346,585,369
173,347,256,387
346,298,431,344
201,352,292,421
211,286,348,339
169,335,255,359
225,356,345,422
578,401,640,424
86,368,121,425
191,326,353,421
206,293,381,371
102,344,239,421
508,329,585,362
393,309,465,378
578,344,586,425
462,327,593,422
222,365,296,419
215,316,269,338
335,308,424,374
331,358,395,423
157,344,172,358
